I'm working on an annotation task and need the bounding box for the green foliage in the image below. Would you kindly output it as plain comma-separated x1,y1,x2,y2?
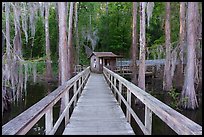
49,7,59,63
22,16,45,59
96,2,132,57
51,61,59,76
2,2,190,78
146,2,180,59
170,2,180,44
168,87,181,110
147,2,165,48
33,16,45,58
36,62,46,75
80,46,90,65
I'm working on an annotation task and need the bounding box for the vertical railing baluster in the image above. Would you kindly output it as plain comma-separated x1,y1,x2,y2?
114,77,116,97
64,89,69,125
45,108,53,135
126,88,131,123
118,81,122,106
79,77,81,95
110,75,113,90
82,73,84,88
74,81,77,107
145,106,152,135
108,72,110,86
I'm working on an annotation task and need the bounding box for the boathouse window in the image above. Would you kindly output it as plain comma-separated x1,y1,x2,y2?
94,58,96,68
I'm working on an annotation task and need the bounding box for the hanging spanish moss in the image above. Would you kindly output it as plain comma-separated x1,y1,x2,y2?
39,2,45,18
33,62,37,83
21,2,28,43
87,29,99,51
24,63,28,93
146,2,154,27
28,2,38,47
2,2,45,113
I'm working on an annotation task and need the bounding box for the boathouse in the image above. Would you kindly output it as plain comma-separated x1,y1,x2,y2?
89,52,118,73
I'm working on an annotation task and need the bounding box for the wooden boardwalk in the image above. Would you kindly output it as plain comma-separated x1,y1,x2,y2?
63,73,135,135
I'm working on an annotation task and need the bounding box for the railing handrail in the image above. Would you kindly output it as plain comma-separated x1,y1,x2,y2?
2,66,91,135
103,66,202,135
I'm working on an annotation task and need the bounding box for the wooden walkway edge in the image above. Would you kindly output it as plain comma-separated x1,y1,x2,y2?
63,73,135,135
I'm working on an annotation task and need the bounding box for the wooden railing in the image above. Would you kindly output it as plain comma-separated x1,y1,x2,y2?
74,65,88,75
2,66,91,135
103,66,202,135
115,65,155,76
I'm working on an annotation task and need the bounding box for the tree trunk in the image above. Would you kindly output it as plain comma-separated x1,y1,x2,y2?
163,2,172,91
5,2,10,59
75,2,80,65
180,2,199,110
138,2,146,91
131,2,138,85
105,2,109,52
45,3,53,81
58,2,69,113
2,31,4,56
176,2,186,89
67,2,75,80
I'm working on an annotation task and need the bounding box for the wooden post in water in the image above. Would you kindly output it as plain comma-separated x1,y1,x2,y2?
126,89,131,123
145,106,152,135
45,108,53,135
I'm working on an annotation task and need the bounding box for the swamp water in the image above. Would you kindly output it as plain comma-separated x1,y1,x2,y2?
2,75,202,135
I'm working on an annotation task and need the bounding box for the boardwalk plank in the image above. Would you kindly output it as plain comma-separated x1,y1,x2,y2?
63,73,135,135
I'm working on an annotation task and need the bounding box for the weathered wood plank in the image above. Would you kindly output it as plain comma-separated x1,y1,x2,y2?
64,90,69,125
45,108,53,134
145,106,152,135
63,73,135,135
118,81,122,105
73,82,77,106
126,89,131,123
114,77,117,96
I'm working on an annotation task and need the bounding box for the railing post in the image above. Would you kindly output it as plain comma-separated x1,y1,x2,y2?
79,77,81,95
114,77,116,97
64,90,69,125
74,81,77,107
145,106,152,135
126,89,131,123
118,81,122,106
45,108,53,135
108,73,111,86
110,75,113,90
82,73,85,89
